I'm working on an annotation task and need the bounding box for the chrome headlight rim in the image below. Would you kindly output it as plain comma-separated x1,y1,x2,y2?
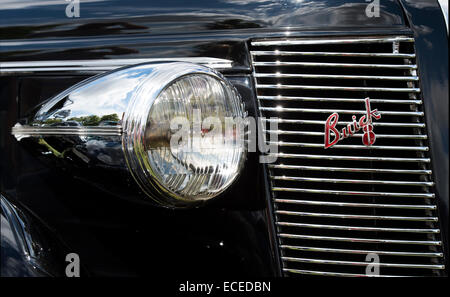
122,62,246,207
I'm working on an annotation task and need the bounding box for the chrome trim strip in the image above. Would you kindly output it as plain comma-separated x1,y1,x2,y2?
282,257,445,269
255,84,420,92
0,57,234,74
274,199,437,210
4,67,120,73
277,222,440,233
253,61,417,69
254,73,419,81
279,233,442,245
268,141,429,151
251,51,416,58
264,130,427,139
281,245,443,257
271,176,434,186
276,210,438,221
258,95,422,104
272,187,435,198
259,106,424,116
268,164,432,174
251,36,415,46
260,118,425,127
269,153,431,163
11,124,122,139
284,268,407,277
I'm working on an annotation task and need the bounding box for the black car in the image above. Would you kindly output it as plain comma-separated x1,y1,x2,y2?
0,0,448,279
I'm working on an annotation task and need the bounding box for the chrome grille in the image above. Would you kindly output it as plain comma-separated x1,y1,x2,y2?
251,36,445,277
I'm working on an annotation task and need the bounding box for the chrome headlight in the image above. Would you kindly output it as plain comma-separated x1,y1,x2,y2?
13,62,247,207
122,63,247,206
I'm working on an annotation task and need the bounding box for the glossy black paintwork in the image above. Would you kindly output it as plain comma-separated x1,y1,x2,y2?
1,0,448,277
0,0,405,34
0,194,69,276
0,0,406,64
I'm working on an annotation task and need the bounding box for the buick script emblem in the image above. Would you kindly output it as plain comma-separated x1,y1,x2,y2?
324,97,381,149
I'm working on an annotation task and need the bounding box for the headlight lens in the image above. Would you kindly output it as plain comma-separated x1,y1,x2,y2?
122,63,246,207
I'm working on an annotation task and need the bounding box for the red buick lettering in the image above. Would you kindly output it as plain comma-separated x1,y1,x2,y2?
324,97,381,149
